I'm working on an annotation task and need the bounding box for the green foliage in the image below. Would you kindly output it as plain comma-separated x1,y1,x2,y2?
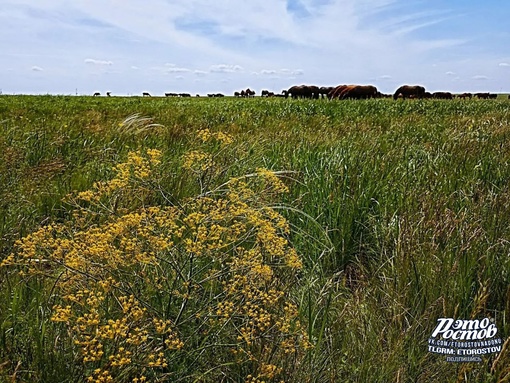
1,95,510,382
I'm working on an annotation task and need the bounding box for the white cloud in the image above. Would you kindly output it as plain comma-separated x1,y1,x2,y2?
31,66,43,71
258,68,304,76
499,62,510,67
445,71,456,76
209,64,243,73
165,64,191,73
85,58,113,66
379,75,392,80
472,75,489,80
131,66,139,70
194,70,207,76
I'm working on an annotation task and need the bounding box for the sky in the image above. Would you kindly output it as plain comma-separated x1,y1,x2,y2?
1,0,509,96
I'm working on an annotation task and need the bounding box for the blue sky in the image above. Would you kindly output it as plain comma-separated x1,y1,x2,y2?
1,0,509,95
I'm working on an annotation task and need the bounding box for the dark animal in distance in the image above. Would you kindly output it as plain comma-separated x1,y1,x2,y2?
261,90,276,97
328,85,349,99
285,85,313,99
474,92,490,99
245,88,255,97
93,92,100,97
432,91,453,99
393,85,426,100
456,93,472,99
106,92,111,97
142,92,151,97
338,85,378,100
319,86,335,99
489,93,498,99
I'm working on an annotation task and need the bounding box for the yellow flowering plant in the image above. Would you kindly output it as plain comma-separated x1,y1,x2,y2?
4,129,311,382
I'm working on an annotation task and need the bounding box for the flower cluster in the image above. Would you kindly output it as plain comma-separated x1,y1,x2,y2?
4,132,310,382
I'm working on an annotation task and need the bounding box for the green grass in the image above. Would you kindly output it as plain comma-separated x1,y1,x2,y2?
1,95,510,382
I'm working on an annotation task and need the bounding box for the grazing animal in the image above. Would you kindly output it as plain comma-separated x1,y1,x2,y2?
245,88,255,97
215,93,225,97
456,92,472,99
432,91,453,99
319,86,335,99
339,85,378,100
308,85,321,99
106,92,111,97
142,92,151,97
234,91,241,97
93,92,100,97
328,85,351,99
285,85,313,99
489,93,498,99
393,85,426,100
179,93,191,97
165,92,178,97
474,92,490,99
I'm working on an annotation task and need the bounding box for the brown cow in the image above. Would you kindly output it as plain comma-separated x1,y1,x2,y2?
393,85,426,100
339,85,378,100
432,92,453,99
319,86,334,99
285,85,313,99
456,92,472,99
474,92,490,99
328,85,349,99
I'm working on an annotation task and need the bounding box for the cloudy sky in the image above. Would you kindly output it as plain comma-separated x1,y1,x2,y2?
1,0,509,95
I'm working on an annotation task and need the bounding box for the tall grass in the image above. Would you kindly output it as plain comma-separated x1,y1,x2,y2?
1,95,510,382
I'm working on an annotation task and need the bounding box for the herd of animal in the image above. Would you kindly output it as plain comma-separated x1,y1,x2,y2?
92,85,507,100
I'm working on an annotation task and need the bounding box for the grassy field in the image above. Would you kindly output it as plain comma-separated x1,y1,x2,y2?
1,95,510,382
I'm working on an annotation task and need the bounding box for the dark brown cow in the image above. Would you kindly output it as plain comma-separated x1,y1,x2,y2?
319,86,334,99
489,93,498,99
474,92,490,99
339,85,378,100
393,85,426,100
93,92,100,97
245,88,255,97
308,85,320,99
432,92,453,99
285,85,313,99
456,92,472,99
142,92,151,97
